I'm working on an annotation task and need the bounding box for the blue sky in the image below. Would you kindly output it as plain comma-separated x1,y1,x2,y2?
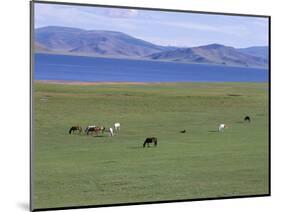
34,3,269,48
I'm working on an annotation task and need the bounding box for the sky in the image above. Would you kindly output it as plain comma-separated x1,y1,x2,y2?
34,3,269,48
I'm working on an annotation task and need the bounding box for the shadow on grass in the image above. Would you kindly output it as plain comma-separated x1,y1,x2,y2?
91,135,108,138
227,94,242,96
127,146,144,149
69,133,110,138
208,130,218,133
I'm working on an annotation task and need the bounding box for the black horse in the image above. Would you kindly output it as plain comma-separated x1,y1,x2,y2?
143,137,157,148
180,130,186,133
244,116,251,123
69,126,82,134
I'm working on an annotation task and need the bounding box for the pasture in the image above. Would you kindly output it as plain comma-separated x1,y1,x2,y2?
33,82,269,209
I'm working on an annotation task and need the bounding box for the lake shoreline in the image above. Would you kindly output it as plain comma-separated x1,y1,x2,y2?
34,80,267,86
35,80,158,85
35,52,267,70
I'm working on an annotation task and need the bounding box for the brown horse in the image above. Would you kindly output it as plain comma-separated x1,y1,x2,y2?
86,126,105,136
68,126,82,134
143,137,157,148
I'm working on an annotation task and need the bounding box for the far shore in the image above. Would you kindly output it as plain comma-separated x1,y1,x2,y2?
35,80,159,85
35,52,268,70
35,80,267,86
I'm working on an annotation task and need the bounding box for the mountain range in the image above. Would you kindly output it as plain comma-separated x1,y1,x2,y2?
35,26,268,68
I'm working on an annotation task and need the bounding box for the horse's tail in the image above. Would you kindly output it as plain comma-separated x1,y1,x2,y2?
154,138,157,146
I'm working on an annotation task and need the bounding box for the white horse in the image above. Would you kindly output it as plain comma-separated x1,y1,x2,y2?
109,127,114,136
114,123,120,131
218,124,227,132
103,127,114,136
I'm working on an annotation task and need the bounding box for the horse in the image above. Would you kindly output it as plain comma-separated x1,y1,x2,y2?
68,126,82,134
218,124,227,132
109,128,114,136
244,116,251,122
180,130,186,133
86,126,105,136
84,125,95,135
143,137,157,148
114,123,121,131
104,127,114,136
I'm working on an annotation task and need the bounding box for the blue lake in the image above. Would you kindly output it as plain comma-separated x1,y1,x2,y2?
34,53,268,82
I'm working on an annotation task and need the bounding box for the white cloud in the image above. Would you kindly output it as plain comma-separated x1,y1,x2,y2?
105,8,139,18
34,3,268,48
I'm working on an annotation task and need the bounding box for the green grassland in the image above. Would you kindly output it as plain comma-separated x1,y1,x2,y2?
33,82,269,209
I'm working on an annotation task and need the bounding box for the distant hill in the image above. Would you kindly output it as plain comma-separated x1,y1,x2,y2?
35,26,268,68
35,26,173,57
34,42,51,52
147,44,268,68
237,46,268,60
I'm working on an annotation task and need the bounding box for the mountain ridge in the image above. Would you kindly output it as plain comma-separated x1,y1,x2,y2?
147,43,268,68
35,26,268,68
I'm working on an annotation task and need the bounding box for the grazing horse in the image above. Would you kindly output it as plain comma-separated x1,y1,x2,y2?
104,127,114,136
86,126,105,136
109,128,114,136
218,124,227,132
244,116,251,122
84,125,95,134
68,126,82,134
143,137,157,148
114,123,121,131
180,130,186,133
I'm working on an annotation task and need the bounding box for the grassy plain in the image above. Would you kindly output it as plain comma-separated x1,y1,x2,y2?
34,82,269,209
